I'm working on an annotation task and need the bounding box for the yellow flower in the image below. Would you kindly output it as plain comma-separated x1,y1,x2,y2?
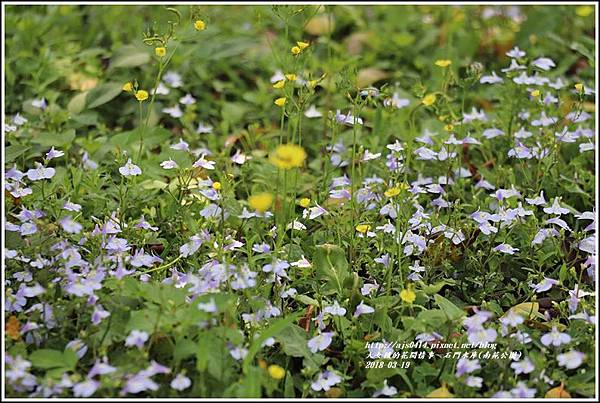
291,46,301,55
575,83,584,92
212,181,221,190
155,47,166,57
269,144,307,170
274,97,287,107
531,89,540,98
122,82,133,92
258,359,267,369
194,20,206,31
267,364,286,380
297,41,310,50
307,80,318,88
299,198,311,208
384,187,401,197
435,59,452,67
444,124,454,132
135,90,149,102
355,224,371,233
422,94,436,106
248,192,274,213
273,80,285,89
576,5,593,17
285,74,297,81
400,287,416,304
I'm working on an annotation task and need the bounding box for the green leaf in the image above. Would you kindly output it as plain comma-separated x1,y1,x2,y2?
31,129,76,148
313,244,350,296
242,312,302,374
5,144,31,163
29,348,68,369
278,325,311,358
109,44,151,69
68,91,89,115
86,82,123,109
434,294,465,322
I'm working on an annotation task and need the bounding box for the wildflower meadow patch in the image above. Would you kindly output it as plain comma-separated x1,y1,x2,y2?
3,3,597,400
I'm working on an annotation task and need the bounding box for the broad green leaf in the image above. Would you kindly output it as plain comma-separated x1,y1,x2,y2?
313,243,349,296
109,44,151,69
242,312,302,374
434,294,465,322
278,325,310,358
86,82,123,109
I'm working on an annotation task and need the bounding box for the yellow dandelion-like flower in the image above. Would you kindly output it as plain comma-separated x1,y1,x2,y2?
212,181,221,190
355,224,371,233
273,80,285,89
384,187,401,198
267,364,286,380
307,80,318,88
291,46,301,55
422,94,436,106
435,59,452,68
194,20,206,31
155,47,166,57
274,97,287,107
576,6,593,17
400,287,416,304
531,89,540,98
248,192,274,213
297,41,310,50
135,90,149,102
122,82,133,92
444,124,454,132
299,198,311,208
575,83,584,92
269,144,307,170
285,74,297,81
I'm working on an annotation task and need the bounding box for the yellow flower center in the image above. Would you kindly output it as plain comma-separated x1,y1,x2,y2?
135,90,149,102
194,20,206,31
422,94,436,106
435,59,452,67
248,192,274,213
267,364,286,380
269,144,307,170
400,288,416,304
355,224,371,233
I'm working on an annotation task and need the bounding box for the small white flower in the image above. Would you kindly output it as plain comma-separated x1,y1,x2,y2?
119,159,142,177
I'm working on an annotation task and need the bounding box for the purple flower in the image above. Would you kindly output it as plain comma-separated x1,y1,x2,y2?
125,330,149,349
372,379,398,397
494,243,519,255
335,110,363,126
170,373,191,391
26,162,55,181
72,379,99,397
511,357,535,375
324,300,346,316
192,154,215,170
456,358,480,377
532,57,555,71
506,46,526,58
91,305,110,325
122,374,158,394
119,159,142,177
540,326,571,347
307,331,334,353
66,339,88,359
530,277,558,293
88,358,117,378
465,376,483,388
557,350,585,369
353,301,375,318
179,93,196,105
510,381,536,398
311,370,342,392
45,147,64,161
59,216,83,234
480,71,503,84
543,198,570,215
467,327,497,345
